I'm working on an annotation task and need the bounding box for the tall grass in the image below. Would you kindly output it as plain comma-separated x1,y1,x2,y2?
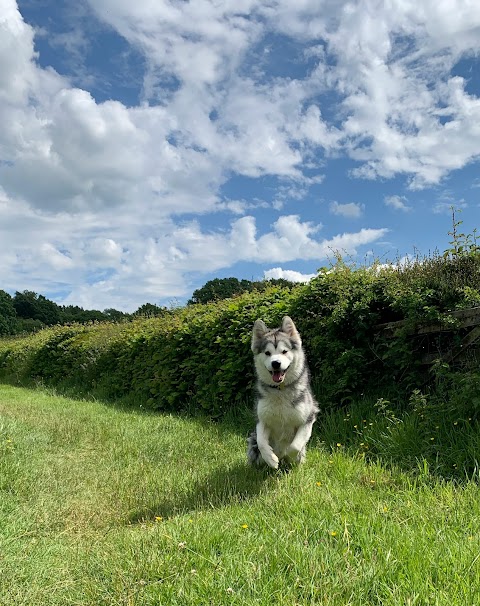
1,384,479,605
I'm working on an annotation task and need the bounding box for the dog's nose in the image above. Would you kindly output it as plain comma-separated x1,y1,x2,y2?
271,360,281,370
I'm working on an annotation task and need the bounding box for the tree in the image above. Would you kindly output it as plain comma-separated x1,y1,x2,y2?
133,303,167,317
103,308,128,322
188,277,253,305
0,290,17,335
36,294,61,325
188,276,295,305
13,291,60,325
13,290,38,320
252,278,293,291
59,305,107,324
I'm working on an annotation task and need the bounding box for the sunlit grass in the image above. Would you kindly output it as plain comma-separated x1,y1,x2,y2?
1,384,479,605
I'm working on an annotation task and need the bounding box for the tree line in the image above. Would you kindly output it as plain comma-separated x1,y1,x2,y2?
188,277,292,305
0,290,168,336
0,278,292,335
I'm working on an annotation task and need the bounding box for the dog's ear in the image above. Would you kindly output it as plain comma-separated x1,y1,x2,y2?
252,319,268,353
281,316,302,346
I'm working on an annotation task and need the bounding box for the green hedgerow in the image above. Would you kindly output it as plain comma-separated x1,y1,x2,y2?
1,246,479,417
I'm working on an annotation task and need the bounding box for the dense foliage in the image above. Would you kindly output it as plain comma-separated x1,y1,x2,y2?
188,276,293,304
1,247,479,418
0,288,294,416
0,291,17,336
0,289,133,335
0,278,290,335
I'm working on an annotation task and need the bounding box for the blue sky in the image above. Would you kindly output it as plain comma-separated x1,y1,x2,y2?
1,0,480,311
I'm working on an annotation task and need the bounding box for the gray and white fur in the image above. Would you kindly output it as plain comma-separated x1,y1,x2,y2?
247,316,319,469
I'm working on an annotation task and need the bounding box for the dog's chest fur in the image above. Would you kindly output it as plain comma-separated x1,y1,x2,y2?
257,387,308,444
258,388,304,423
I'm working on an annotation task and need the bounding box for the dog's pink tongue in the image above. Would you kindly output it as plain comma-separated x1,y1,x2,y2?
272,371,283,383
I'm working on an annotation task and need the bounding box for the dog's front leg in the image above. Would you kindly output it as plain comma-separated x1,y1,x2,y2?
256,421,279,469
286,421,314,464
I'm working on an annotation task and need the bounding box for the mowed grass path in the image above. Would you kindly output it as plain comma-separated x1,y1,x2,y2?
1,385,479,606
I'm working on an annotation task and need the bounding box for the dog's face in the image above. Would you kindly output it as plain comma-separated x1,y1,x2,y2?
251,316,302,385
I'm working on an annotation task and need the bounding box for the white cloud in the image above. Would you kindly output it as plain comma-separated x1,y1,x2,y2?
4,0,480,210
0,0,38,105
320,1,480,188
85,0,480,190
2,1,480,309
0,182,388,310
264,267,316,283
330,201,364,218
322,227,390,256
4,0,480,211
432,201,468,215
39,244,74,271
384,195,411,212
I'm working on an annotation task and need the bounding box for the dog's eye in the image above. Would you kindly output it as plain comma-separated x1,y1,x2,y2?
265,351,271,356
282,350,288,355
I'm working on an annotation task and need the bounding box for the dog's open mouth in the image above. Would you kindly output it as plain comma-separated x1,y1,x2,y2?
271,369,286,383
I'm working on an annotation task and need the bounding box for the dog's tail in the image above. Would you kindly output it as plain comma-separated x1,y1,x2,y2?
246,430,263,466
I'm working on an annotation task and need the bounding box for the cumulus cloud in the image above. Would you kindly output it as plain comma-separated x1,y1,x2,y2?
3,0,480,217
330,201,364,218
84,0,480,188
384,195,411,212
264,268,317,283
0,182,388,310
0,1,40,105
1,0,480,309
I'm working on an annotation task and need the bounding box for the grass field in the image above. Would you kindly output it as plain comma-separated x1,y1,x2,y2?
1,384,479,605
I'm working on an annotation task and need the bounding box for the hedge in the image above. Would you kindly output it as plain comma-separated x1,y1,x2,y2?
1,253,479,416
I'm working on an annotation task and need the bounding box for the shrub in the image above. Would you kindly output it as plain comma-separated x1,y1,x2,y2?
0,247,479,417
0,288,297,416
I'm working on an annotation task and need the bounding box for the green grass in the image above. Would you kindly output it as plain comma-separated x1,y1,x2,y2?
1,384,480,605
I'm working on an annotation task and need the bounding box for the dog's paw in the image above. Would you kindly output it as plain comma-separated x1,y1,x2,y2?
286,446,306,464
285,447,299,463
263,451,279,469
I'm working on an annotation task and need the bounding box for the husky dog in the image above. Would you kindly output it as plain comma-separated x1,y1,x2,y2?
247,316,318,469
